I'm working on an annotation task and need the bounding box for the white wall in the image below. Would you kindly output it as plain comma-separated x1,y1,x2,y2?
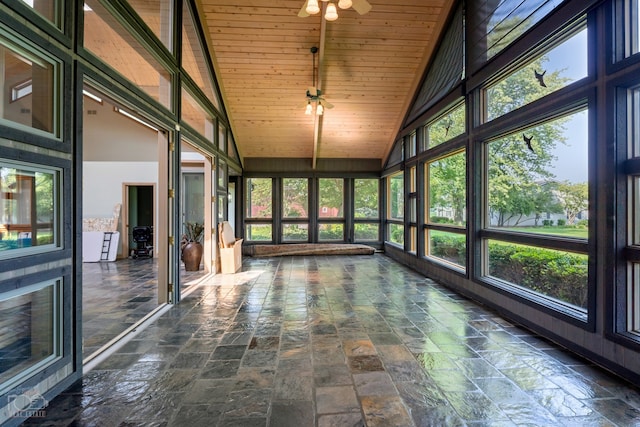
83,162,159,257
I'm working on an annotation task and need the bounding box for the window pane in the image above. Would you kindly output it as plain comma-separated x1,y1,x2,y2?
427,230,466,269
84,0,171,109
631,86,640,158
487,110,589,237
629,263,640,334
388,173,404,220
282,224,308,242
283,178,308,218
428,151,466,226
181,87,214,142
354,223,379,241
0,162,59,256
472,0,565,65
487,240,588,310
218,125,226,153
318,223,343,241
408,132,417,158
0,282,59,388
486,29,587,122
1,41,57,135
427,103,465,149
354,179,379,219
246,178,271,218
319,178,344,218
388,223,404,246
19,0,60,28
218,160,226,190
128,0,173,51
246,224,272,242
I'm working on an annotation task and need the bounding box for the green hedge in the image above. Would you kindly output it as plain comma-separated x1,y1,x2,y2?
430,234,587,309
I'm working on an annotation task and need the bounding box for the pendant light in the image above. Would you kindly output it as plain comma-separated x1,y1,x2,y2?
338,0,352,9
306,0,320,15
324,2,338,21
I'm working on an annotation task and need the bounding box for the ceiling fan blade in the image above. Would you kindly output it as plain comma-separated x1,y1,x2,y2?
351,0,372,15
320,99,334,109
298,0,310,17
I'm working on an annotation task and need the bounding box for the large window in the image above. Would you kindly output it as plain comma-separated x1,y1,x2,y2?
354,179,379,241
19,0,61,28
484,108,589,311
0,161,60,258
245,178,272,242
181,87,215,142
318,178,344,241
84,0,171,109
485,27,588,123
0,37,59,136
0,280,61,392
426,150,466,269
387,172,404,246
282,178,309,242
423,103,465,150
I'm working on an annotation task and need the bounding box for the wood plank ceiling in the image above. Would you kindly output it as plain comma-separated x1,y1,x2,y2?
198,0,455,167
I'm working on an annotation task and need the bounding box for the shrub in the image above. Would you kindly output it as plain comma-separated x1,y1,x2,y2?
556,219,566,226
430,216,454,224
488,242,587,308
429,233,466,265
542,219,553,226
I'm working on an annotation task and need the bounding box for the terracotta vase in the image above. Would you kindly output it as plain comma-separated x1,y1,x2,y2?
182,242,203,271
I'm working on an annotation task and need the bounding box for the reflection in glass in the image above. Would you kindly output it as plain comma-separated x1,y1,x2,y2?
0,282,59,387
0,163,57,253
181,1,220,109
0,41,57,135
84,0,171,108
388,172,404,220
19,0,60,27
428,151,466,226
426,103,465,149
319,178,343,218
487,240,588,309
282,224,308,242
354,179,379,219
427,230,466,268
482,0,564,61
318,223,343,241
283,178,308,218
486,29,587,122
487,110,588,238
354,223,379,241
181,87,215,142
128,0,173,51
246,178,271,218
246,224,272,242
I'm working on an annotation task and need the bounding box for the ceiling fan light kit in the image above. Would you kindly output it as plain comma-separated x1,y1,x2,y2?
301,0,369,21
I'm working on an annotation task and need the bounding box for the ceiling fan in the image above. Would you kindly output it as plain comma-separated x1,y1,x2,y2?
303,47,333,116
298,0,372,19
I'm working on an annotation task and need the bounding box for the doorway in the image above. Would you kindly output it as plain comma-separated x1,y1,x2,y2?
123,184,155,258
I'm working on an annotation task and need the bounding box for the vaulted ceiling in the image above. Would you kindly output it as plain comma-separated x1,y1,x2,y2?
197,0,455,167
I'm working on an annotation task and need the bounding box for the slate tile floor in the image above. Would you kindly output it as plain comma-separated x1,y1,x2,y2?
82,258,207,358
28,255,640,426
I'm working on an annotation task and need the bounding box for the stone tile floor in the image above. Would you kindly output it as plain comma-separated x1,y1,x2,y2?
82,258,207,358
27,255,640,426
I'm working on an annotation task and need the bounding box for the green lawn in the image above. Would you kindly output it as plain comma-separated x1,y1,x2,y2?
501,226,588,239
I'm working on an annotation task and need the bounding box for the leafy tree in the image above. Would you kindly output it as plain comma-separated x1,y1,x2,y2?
486,54,572,226
318,178,344,217
246,178,272,218
555,181,588,225
354,179,379,218
428,152,466,225
283,178,308,217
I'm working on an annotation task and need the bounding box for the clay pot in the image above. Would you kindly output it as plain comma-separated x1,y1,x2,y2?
182,242,203,271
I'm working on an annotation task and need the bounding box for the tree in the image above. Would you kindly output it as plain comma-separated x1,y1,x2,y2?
318,178,344,217
246,178,272,218
283,178,308,217
354,179,379,218
555,181,588,225
486,54,572,226
429,152,466,225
